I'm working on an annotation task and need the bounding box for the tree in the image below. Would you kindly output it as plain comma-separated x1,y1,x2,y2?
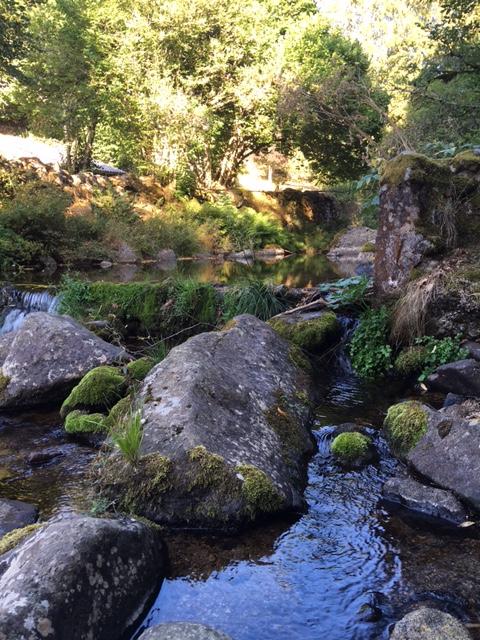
279,17,388,182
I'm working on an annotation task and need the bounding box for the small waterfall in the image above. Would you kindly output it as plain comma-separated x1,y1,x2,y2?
0,287,59,335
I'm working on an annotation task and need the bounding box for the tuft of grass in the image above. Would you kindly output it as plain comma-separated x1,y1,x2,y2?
112,411,143,464
222,281,285,322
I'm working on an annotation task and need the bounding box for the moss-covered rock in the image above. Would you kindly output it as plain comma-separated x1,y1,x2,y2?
0,374,9,395
269,311,339,351
394,346,428,377
64,410,107,434
331,432,373,467
60,366,126,418
0,523,43,556
384,401,428,457
104,396,132,432
126,357,155,381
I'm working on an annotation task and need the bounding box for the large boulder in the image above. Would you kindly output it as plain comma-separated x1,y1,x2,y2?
94,314,315,531
0,515,164,640
0,312,128,409
138,623,232,640
390,607,471,640
427,359,480,397
0,499,38,536
327,226,376,277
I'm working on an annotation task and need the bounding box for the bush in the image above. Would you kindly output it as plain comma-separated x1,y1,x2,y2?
349,306,392,378
415,335,469,382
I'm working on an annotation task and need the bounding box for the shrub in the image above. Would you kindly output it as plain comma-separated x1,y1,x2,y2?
349,306,392,378
415,335,468,382
223,282,285,322
383,401,428,456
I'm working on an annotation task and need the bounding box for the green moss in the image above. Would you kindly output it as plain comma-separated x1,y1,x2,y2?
105,396,132,432
126,357,155,381
64,410,107,434
331,432,371,463
288,344,312,371
381,153,451,188
236,464,283,515
0,374,9,394
384,401,428,456
265,392,307,464
269,311,339,351
361,242,376,253
188,445,232,489
394,346,429,377
0,523,42,555
60,366,126,418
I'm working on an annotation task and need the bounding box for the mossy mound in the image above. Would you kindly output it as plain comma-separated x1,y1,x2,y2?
269,311,339,351
384,401,428,457
126,357,155,381
381,153,451,188
64,410,107,434
0,523,43,556
104,396,132,432
60,366,126,418
331,432,372,467
394,346,428,377
236,464,284,515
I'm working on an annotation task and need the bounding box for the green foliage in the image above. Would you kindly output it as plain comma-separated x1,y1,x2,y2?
319,276,371,310
64,410,106,434
415,336,469,382
354,170,380,228
349,306,392,379
269,311,339,351
126,357,155,382
171,278,219,327
60,366,126,418
383,401,428,457
223,281,285,322
112,411,143,464
57,275,94,317
331,431,371,463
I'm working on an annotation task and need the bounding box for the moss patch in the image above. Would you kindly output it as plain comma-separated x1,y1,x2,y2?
187,446,232,489
361,242,376,253
0,374,9,394
64,410,107,434
265,392,307,465
60,366,126,418
394,346,429,377
269,311,339,351
331,432,371,464
384,401,428,457
0,523,43,556
236,464,283,515
126,357,155,381
381,153,451,188
288,344,312,371
104,396,132,432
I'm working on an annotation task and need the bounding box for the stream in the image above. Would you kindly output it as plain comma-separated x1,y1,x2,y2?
1,256,480,640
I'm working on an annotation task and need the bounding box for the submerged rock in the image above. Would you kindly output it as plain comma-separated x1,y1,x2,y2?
0,515,164,640
138,623,232,640
0,499,38,537
390,607,472,640
382,477,468,525
0,312,128,409
94,314,314,531
427,359,480,397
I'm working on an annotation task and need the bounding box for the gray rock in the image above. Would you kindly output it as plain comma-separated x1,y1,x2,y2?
463,341,480,361
406,403,480,511
138,623,232,640
390,607,471,640
0,515,164,640
0,499,38,536
95,315,314,530
327,226,376,277
427,359,480,397
115,241,139,264
382,477,468,525
156,248,177,263
0,312,128,408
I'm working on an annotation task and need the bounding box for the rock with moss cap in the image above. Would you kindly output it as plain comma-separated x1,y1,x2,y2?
0,312,128,409
269,310,339,351
383,401,429,458
64,410,107,434
60,365,127,418
331,431,375,468
0,514,164,640
94,314,315,531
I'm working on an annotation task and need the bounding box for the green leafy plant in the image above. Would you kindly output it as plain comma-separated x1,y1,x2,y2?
112,411,143,464
222,281,285,322
319,276,371,309
349,306,393,378
415,335,468,382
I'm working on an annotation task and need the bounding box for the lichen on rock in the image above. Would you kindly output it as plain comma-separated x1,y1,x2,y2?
384,401,428,457
60,365,127,418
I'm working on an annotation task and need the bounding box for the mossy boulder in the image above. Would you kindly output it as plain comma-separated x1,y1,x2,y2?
92,315,314,531
394,346,428,377
64,410,107,434
331,432,374,468
126,357,155,381
269,311,339,351
105,396,132,432
60,366,126,418
383,401,428,457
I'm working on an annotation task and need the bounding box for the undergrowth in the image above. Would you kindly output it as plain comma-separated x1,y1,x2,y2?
349,306,392,379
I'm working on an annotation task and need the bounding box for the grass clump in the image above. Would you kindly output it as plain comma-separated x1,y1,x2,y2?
270,311,339,351
349,306,392,379
0,523,43,556
64,411,106,434
331,432,371,464
112,410,143,464
60,366,126,418
222,281,285,322
383,401,428,457
236,464,283,516
126,357,155,381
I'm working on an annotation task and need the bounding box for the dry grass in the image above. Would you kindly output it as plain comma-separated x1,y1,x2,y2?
391,270,446,343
